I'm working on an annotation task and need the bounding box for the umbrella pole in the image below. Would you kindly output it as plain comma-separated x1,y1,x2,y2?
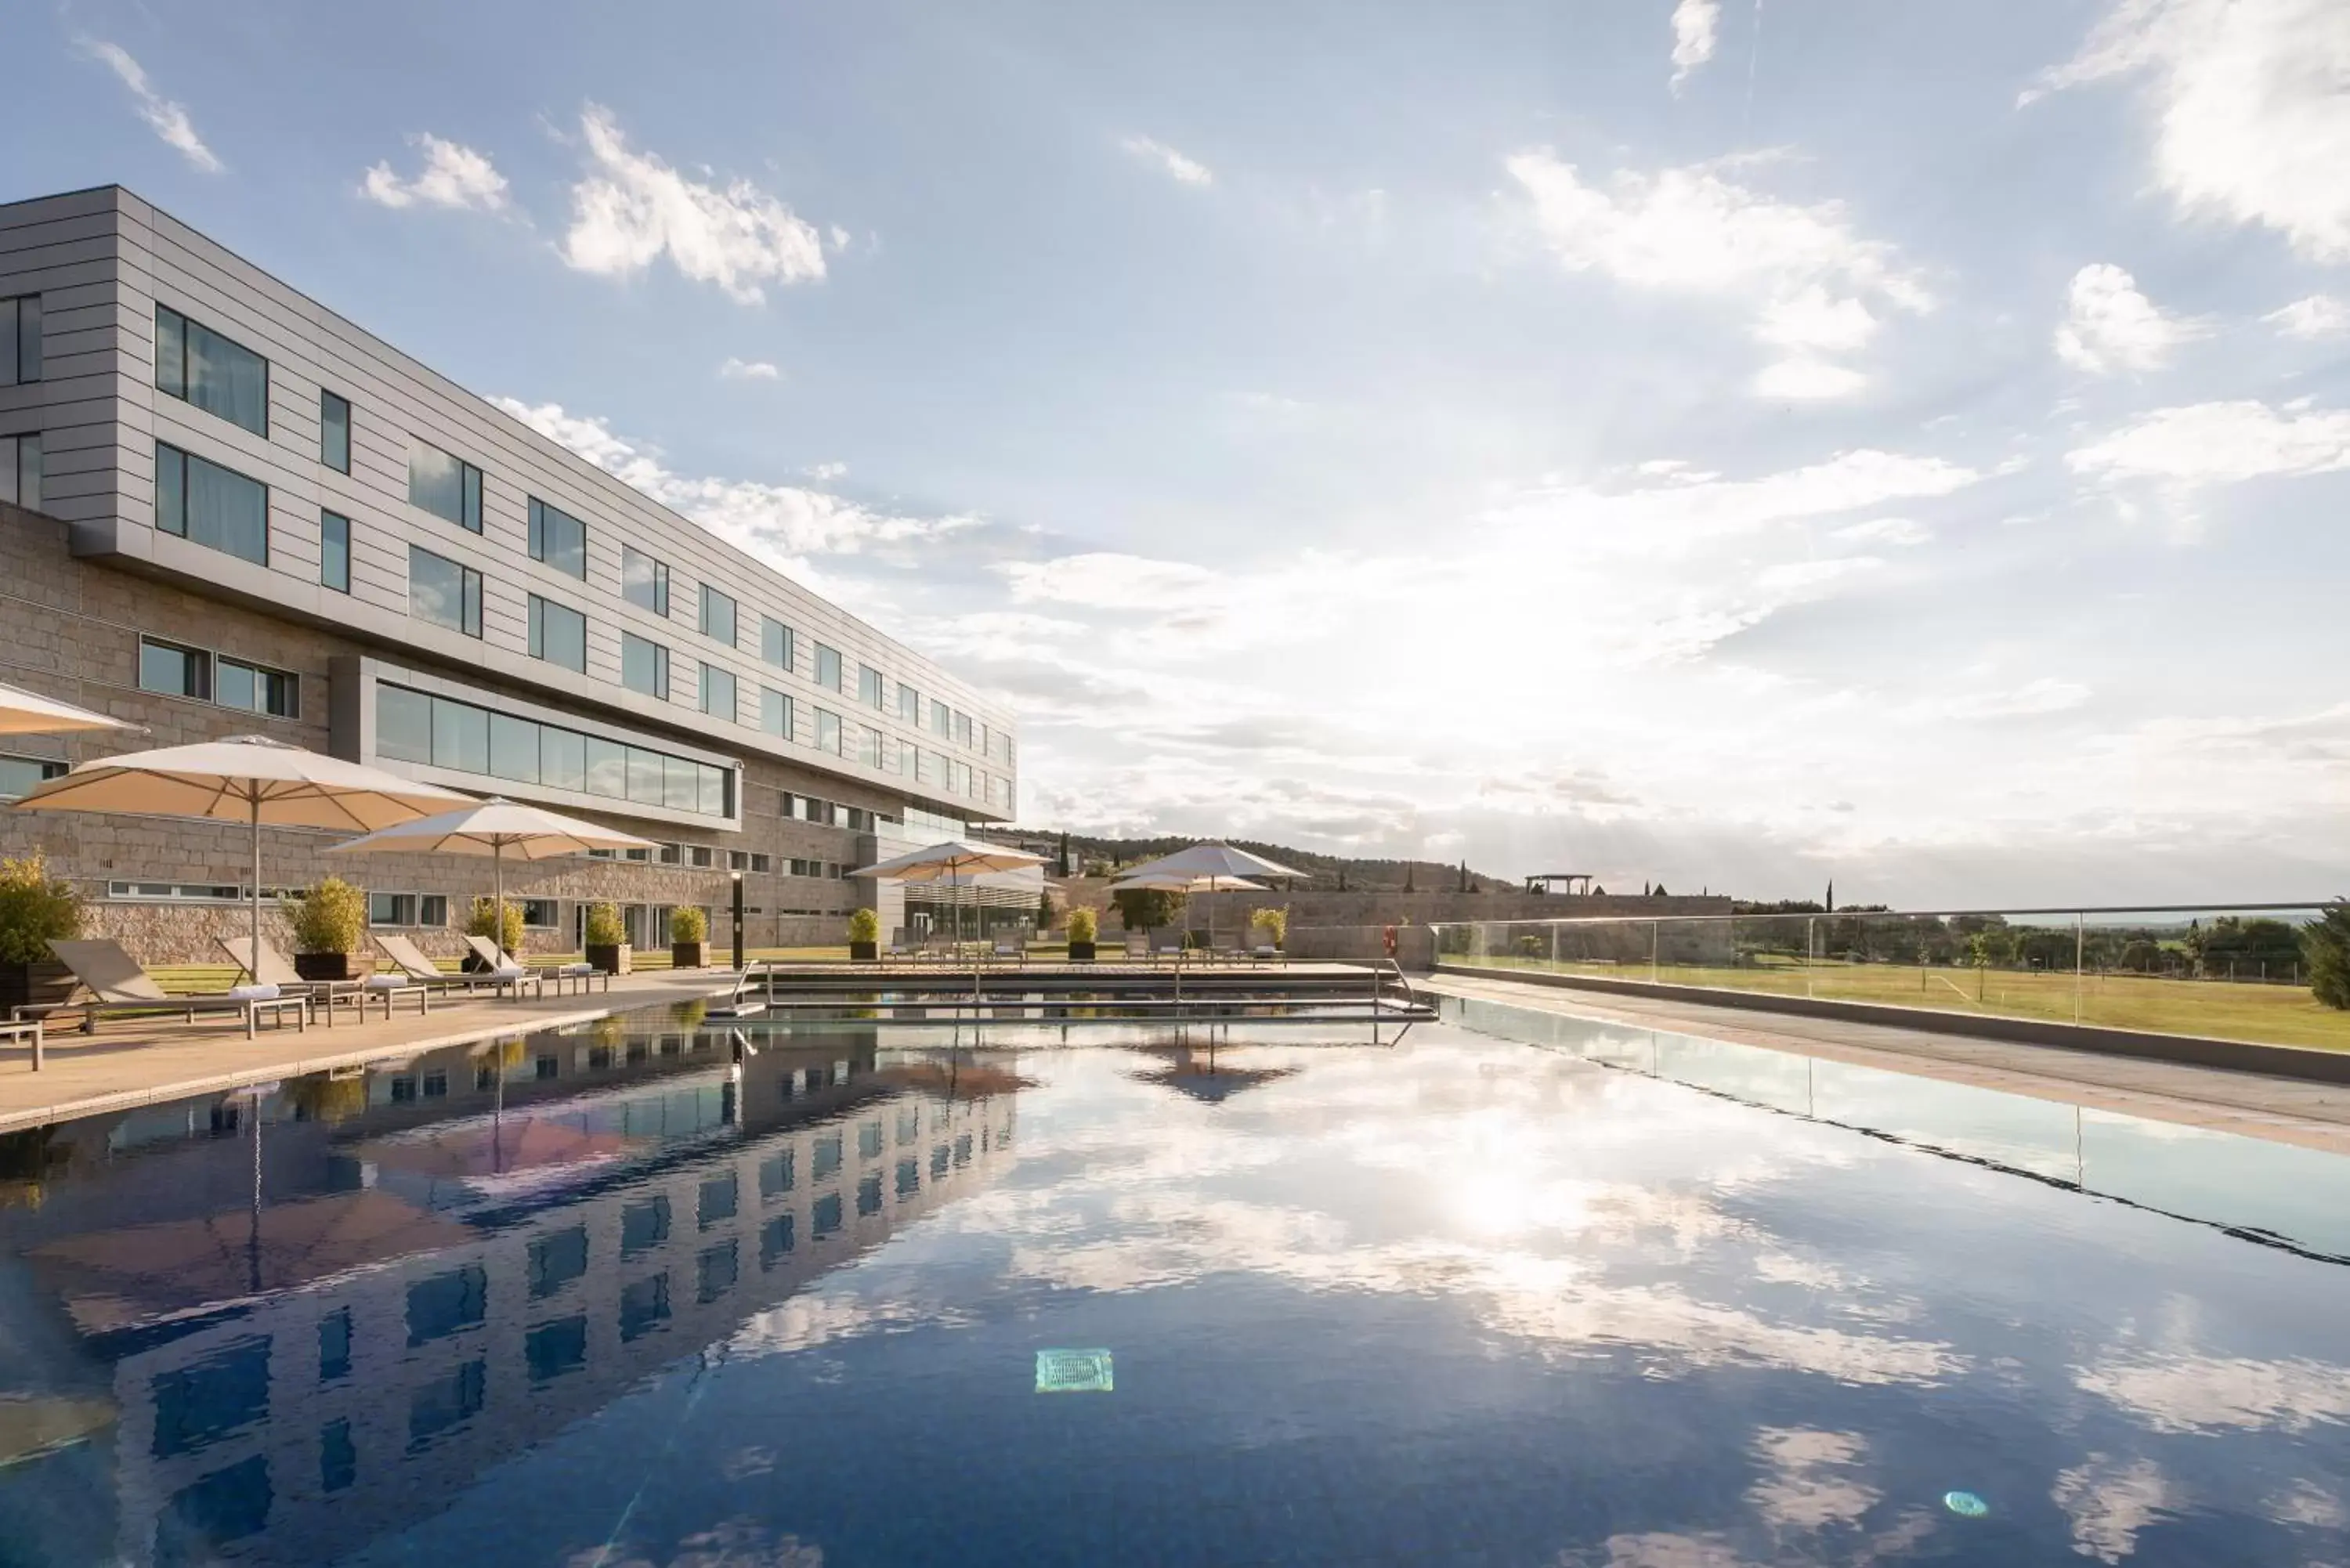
494,840,506,961
248,792,262,985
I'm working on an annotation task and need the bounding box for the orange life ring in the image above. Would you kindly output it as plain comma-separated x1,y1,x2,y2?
1383,925,1398,958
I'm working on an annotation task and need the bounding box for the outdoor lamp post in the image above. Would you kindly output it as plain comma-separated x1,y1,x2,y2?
731,870,745,970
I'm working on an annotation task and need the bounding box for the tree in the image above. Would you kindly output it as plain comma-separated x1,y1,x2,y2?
1111,886,1185,932
1035,889,1055,928
1653,883,1668,898
1403,865,1415,893
1056,831,1071,877
2305,902,2350,1010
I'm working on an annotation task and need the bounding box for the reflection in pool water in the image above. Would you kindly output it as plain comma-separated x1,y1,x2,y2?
0,1006,2345,1565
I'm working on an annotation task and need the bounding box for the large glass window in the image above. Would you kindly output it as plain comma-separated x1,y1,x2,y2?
700,584,737,647
154,443,268,565
761,616,792,670
622,633,670,699
0,434,40,511
542,727,585,791
527,594,588,673
154,305,267,436
431,695,489,773
858,724,883,768
761,687,791,739
139,637,209,700
320,511,351,593
0,755,67,801
859,665,884,709
320,391,351,472
815,644,843,691
931,699,952,738
410,546,483,638
586,736,625,798
408,441,483,532
955,710,974,747
528,499,588,579
622,545,669,616
815,707,842,755
896,681,919,722
490,713,539,783
700,663,737,721
378,682,733,816
2,295,39,385
378,684,431,762
217,657,297,718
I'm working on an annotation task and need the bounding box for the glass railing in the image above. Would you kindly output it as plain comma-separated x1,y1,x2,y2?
1430,903,2348,1053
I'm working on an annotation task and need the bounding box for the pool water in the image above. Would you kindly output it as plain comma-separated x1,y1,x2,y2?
2,1004,2346,1565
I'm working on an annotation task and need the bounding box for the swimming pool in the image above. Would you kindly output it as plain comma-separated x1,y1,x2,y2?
1,1002,2344,1564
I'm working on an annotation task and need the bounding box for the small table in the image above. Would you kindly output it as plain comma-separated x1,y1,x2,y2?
3,1013,45,1071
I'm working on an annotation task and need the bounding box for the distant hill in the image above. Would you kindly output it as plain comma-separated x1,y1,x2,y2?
988,829,1510,892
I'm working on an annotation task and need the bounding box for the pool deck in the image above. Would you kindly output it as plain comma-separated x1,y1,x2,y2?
0,970,735,1134
1426,970,2350,1155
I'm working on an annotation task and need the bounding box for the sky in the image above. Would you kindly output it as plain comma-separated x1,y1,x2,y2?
8,0,2350,906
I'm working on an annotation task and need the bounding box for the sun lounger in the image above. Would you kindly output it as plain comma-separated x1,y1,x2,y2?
37,939,308,1039
1123,933,1151,963
990,938,1026,967
221,935,429,1024
376,934,527,999
463,934,608,995
2,1015,45,1070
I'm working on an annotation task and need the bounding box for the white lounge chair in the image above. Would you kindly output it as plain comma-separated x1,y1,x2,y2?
377,934,527,999
464,935,606,995
220,934,429,1024
38,939,308,1039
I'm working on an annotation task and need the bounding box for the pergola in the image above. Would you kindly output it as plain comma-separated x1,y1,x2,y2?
1524,873,1595,895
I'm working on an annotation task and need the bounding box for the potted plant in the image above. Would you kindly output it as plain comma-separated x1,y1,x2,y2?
1066,906,1097,962
585,902,631,974
1248,905,1287,955
670,905,709,970
287,876,371,981
846,907,880,963
463,898,526,970
0,853,80,1016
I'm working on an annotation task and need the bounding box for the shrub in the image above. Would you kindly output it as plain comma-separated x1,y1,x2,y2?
2307,901,2350,1010
465,897,524,955
847,907,882,944
1067,907,1097,944
1249,905,1288,946
286,876,366,956
1111,886,1184,931
669,905,709,944
584,902,627,947
0,854,81,965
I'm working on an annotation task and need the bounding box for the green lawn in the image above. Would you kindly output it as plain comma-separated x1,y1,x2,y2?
1448,953,2350,1053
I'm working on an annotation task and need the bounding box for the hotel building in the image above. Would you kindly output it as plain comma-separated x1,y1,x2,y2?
0,186,1020,956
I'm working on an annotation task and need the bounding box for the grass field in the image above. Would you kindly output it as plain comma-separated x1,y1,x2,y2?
1449,952,2350,1053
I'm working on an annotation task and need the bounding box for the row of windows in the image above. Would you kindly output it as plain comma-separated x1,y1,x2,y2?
375,684,736,818
138,636,299,717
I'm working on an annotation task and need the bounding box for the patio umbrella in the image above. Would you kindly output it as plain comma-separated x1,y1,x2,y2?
326,797,657,956
0,680,139,735
848,839,1045,947
13,735,475,977
1110,871,1267,945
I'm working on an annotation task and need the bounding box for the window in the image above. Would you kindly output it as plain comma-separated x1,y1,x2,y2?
139,637,211,700
528,594,588,673
858,725,883,768
217,656,298,718
859,664,885,709
0,434,40,511
378,684,431,762
700,584,737,646
955,710,974,747
622,633,671,699
407,441,483,532
490,713,537,782
320,391,351,473
700,662,737,721
526,498,588,580
897,738,915,776
815,644,843,692
897,681,919,722
377,682,734,818
519,898,559,929
320,511,351,593
409,546,483,638
751,853,772,873
0,756,66,801
153,305,266,436
761,616,792,670
728,850,749,871
433,696,489,773
543,727,585,790
0,295,38,385
367,892,448,927
154,443,268,565
622,545,669,616
690,845,714,869
760,686,792,739
815,707,842,755
931,699,952,737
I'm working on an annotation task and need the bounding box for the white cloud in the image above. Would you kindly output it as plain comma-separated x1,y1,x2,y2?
2068,399,2350,485
803,461,848,482
1670,0,1722,90
2076,1349,2350,1433
81,40,221,173
360,133,508,212
1507,150,1926,397
1832,516,1931,547
562,105,827,303
2053,263,2207,373
1746,1429,1879,1531
1119,135,1214,187
1754,357,1868,399
2026,0,2350,262
718,357,780,381
2052,1456,2172,1565
2264,293,2350,339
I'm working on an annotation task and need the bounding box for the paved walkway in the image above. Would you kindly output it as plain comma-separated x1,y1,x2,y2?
0,971,733,1133
1424,970,2350,1155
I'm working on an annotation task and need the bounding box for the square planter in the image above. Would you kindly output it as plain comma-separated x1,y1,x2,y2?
294,952,374,983
588,943,632,975
671,941,706,970
1067,941,1097,962
849,940,878,962
0,959,75,1017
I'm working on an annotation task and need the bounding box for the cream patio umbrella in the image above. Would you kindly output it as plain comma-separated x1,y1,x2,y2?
326,798,658,956
1117,840,1303,947
0,680,139,735
13,735,476,974
1109,871,1267,945
848,839,1047,948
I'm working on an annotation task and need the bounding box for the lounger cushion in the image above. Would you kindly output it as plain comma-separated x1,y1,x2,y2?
228,984,281,1001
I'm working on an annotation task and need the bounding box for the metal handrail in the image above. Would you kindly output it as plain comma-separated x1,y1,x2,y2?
1432,900,2340,928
